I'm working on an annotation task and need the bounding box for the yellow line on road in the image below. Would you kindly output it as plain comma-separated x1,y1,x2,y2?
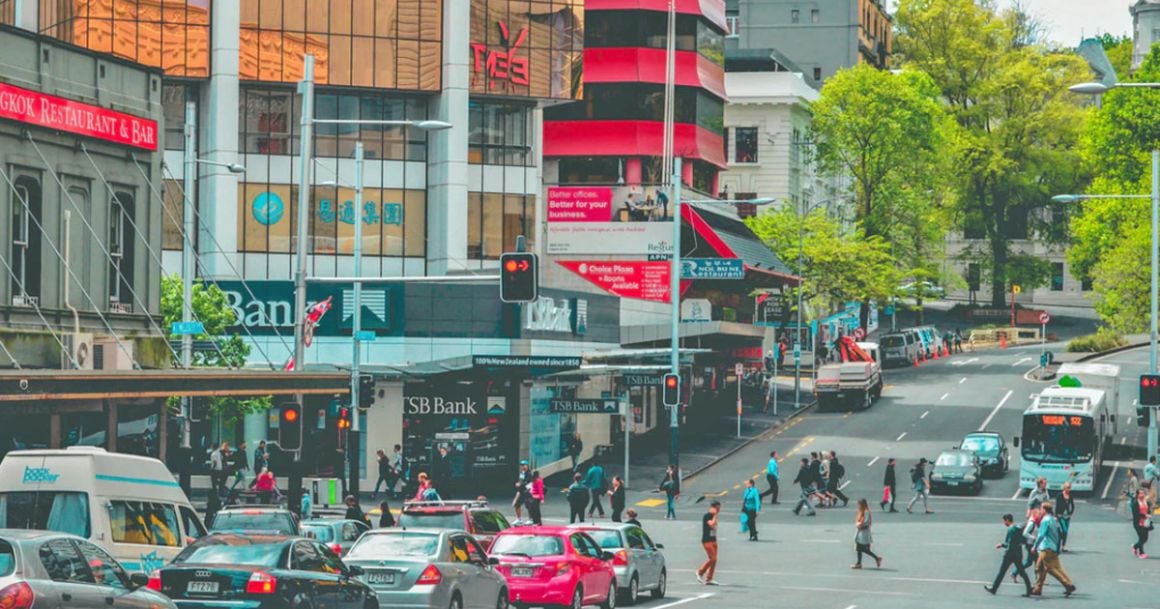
635,498,666,508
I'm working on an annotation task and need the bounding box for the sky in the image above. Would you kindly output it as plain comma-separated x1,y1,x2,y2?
887,0,1135,46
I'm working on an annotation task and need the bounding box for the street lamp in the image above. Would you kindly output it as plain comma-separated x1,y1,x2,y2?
1068,80,1160,460
668,156,774,476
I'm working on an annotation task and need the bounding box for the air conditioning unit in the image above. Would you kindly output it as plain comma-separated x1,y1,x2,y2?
62,333,94,370
93,338,134,371
12,295,38,307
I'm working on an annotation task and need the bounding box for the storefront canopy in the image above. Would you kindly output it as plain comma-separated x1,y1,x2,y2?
683,203,801,287
0,369,350,401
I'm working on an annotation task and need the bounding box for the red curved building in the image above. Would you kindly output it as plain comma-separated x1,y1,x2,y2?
545,0,727,195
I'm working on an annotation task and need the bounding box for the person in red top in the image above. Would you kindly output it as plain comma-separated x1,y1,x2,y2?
412,472,430,502
253,467,278,503
1131,488,1152,558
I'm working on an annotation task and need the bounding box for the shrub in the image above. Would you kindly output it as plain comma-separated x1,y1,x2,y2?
1066,328,1127,353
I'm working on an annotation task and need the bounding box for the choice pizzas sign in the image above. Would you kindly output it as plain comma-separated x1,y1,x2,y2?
557,260,672,303
0,83,158,151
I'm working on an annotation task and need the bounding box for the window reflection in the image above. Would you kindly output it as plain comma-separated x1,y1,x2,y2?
546,84,724,134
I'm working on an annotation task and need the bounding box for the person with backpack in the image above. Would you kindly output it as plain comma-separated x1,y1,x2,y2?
828,451,849,507
906,458,933,514
567,473,589,523
791,457,818,516
985,513,1032,597
584,463,607,518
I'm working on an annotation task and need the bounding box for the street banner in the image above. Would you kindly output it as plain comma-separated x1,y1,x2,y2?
547,187,614,222
557,260,672,303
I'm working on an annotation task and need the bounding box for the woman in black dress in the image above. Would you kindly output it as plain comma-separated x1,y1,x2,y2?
608,476,626,522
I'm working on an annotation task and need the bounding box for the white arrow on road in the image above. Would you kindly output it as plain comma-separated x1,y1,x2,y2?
1011,357,1033,367
950,357,979,366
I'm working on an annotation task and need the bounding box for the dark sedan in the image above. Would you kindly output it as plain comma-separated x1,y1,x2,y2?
959,432,1009,477
151,533,378,609
928,450,983,495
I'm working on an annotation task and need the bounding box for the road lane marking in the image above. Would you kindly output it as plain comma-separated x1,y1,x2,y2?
844,606,857,609
979,390,1013,431
650,593,715,609
959,377,967,384
867,456,880,467
636,498,666,507
1011,487,1024,500
896,432,907,441
1012,357,1033,367
940,393,949,401
981,363,991,369
921,410,929,419
839,480,851,490
1102,461,1121,499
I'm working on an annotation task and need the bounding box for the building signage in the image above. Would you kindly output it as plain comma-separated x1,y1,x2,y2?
216,280,397,337
471,20,530,91
681,258,745,280
403,383,518,483
622,374,664,387
404,395,479,415
546,222,674,255
524,296,587,335
557,260,672,303
472,355,582,370
549,399,622,414
251,192,285,226
318,198,403,226
681,298,712,322
547,187,614,222
0,82,158,151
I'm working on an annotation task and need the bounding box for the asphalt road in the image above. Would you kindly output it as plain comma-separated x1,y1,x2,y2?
529,343,1160,608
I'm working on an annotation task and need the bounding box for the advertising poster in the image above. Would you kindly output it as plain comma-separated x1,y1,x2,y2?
557,260,673,303
545,184,674,255
402,384,517,488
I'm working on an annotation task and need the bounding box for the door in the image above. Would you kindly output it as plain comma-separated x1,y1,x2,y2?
465,536,502,608
447,535,477,608
38,537,107,608
74,539,154,609
291,541,341,608
637,530,664,589
316,542,365,609
569,533,608,602
624,527,654,585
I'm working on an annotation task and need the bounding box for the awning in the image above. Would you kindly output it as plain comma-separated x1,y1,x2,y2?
682,203,800,286
0,369,351,401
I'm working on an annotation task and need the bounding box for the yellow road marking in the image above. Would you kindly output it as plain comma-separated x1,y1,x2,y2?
635,498,666,508
732,484,742,489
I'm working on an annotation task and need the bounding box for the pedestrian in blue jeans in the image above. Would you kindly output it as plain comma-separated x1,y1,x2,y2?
660,465,679,519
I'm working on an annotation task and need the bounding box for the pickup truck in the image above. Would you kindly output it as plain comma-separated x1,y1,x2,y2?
814,361,883,412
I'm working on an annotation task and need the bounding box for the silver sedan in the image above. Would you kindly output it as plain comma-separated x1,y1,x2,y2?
344,527,509,609
567,524,666,605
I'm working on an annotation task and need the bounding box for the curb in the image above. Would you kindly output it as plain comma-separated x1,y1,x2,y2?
1076,341,1150,362
682,399,817,483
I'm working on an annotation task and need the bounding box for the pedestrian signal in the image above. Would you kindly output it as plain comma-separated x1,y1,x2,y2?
337,406,352,430
663,374,680,407
279,402,303,451
1141,374,1160,406
500,252,538,303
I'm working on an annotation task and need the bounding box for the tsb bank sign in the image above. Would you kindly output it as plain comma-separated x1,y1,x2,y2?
405,396,478,415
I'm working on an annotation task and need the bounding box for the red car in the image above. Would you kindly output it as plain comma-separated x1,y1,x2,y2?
490,526,617,609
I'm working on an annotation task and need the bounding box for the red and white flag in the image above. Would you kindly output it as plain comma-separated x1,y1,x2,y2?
284,296,334,371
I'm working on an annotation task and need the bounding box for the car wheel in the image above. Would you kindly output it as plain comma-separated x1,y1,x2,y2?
450,594,463,609
651,569,667,599
364,599,379,609
568,586,583,609
1004,458,1009,472
497,590,510,609
600,582,617,609
621,575,639,606
863,392,872,410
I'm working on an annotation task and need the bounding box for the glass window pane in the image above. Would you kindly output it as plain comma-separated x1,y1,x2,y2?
467,192,482,259
482,193,503,259
403,189,425,257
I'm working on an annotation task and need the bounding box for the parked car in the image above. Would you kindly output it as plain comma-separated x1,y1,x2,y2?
489,526,616,609
567,524,666,605
151,533,377,609
345,528,508,609
913,326,944,357
878,332,919,367
208,506,300,536
898,281,945,300
0,529,176,608
929,450,984,495
959,432,1009,477
301,519,371,557
398,500,511,550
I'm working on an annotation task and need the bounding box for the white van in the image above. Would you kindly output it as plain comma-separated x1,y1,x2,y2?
0,446,205,574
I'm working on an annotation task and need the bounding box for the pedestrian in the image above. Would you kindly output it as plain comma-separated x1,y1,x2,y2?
1020,500,1043,577
1131,487,1152,558
526,470,545,525
1057,482,1075,552
906,458,933,514
660,465,679,519
984,513,1032,597
880,458,898,513
1030,501,1075,597
759,451,780,505
567,473,589,523
625,509,642,528
777,337,787,368
1027,477,1050,516
253,467,276,504
828,451,849,507
791,458,818,516
696,501,720,585
300,489,312,520
434,447,452,490
391,444,407,498
741,479,760,541
252,441,268,478
954,328,964,353
608,476,626,522
568,432,584,471
378,499,395,528
852,498,882,569
1125,467,1142,499
412,472,430,502
513,460,531,521
421,478,442,503
373,449,393,497
807,452,828,506
345,494,370,526
209,442,228,498
584,462,607,518
1145,456,1160,504
229,442,249,494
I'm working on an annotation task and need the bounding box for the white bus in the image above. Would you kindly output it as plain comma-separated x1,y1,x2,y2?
1016,387,1111,492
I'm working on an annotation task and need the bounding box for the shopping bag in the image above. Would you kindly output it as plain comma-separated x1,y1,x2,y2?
882,485,892,504
740,511,749,533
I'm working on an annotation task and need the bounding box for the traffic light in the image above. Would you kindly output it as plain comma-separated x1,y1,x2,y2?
663,374,680,407
357,374,374,411
500,252,538,303
279,402,302,451
1141,374,1160,406
337,406,352,430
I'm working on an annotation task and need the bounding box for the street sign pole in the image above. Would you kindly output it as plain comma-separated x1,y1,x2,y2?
622,393,630,488
736,362,743,438
772,352,778,416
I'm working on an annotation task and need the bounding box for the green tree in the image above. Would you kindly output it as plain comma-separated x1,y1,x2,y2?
1100,33,1133,79
161,274,271,423
895,0,1091,307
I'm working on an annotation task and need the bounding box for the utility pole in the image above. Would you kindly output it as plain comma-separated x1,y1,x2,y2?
179,100,196,495
669,157,682,477
348,141,364,498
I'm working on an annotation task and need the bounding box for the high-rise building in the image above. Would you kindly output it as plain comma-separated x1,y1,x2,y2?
1133,0,1160,69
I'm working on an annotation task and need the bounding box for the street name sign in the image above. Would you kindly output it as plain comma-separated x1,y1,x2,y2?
171,321,205,335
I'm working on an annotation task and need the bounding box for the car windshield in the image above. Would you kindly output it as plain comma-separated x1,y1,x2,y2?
209,512,296,535
881,336,905,348
301,524,334,542
962,436,1000,453
583,530,623,549
398,512,465,531
1021,414,1094,464
174,540,284,567
491,535,564,557
935,453,971,467
348,532,439,559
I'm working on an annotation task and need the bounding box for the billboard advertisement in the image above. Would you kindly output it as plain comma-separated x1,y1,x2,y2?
546,185,674,255
556,260,673,303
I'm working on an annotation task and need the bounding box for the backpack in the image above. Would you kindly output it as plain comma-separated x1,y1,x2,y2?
568,483,588,503
833,462,846,480
910,467,923,484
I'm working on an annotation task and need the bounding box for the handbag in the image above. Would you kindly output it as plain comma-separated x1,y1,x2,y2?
740,511,749,533
1146,517,1155,531
882,486,892,503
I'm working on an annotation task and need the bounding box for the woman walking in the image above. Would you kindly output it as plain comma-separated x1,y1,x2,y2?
660,465,680,520
906,458,933,514
853,498,882,569
1057,482,1075,552
608,476,626,522
1131,488,1152,558
741,479,761,541
526,470,545,525
1126,468,1142,499
378,500,396,528
566,473,589,524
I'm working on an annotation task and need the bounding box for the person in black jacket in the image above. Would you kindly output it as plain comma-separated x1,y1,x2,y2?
566,473,589,524
608,476,626,522
344,495,370,526
568,433,584,471
791,458,817,516
378,500,395,528
827,451,849,507
985,513,1032,596
880,458,898,512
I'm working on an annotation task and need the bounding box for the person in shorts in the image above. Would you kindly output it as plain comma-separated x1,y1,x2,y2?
696,501,720,585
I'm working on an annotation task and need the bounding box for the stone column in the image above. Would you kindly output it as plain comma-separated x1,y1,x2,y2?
426,0,471,275
199,0,242,279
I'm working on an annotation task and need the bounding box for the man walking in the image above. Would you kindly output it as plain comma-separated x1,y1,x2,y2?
880,458,898,512
391,444,407,497
568,432,584,471
253,441,268,476
791,458,817,516
759,451,780,505
696,501,720,585
1030,502,1075,597
209,442,228,499
373,449,393,497
985,513,1032,597
584,462,607,518
828,451,849,507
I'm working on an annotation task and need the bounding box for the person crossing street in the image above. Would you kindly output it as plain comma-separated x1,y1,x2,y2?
696,501,720,585
1030,502,1075,597
792,458,818,516
880,458,898,512
984,513,1032,597
741,479,761,541
828,451,849,507
584,462,607,518
759,451,780,505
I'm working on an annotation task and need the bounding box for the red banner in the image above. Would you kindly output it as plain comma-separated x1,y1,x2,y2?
557,260,672,303
547,187,614,222
0,82,158,150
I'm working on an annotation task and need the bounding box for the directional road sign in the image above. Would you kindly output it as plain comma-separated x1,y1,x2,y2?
171,321,205,335
681,258,745,280
1039,312,1051,325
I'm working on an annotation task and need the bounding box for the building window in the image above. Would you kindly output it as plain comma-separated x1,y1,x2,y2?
162,180,184,252
733,127,758,164
108,192,136,312
585,11,723,67
813,67,822,81
9,178,42,305
162,84,192,152
811,9,820,23
967,263,980,292
1081,277,1093,291
723,127,730,163
726,16,739,38
469,102,534,166
791,9,800,23
467,193,535,260
1051,263,1064,291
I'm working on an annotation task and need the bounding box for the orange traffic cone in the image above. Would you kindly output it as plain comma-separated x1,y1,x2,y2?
922,350,928,362
933,348,940,359
1000,335,1007,349
914,355,920,367
943,344,951,358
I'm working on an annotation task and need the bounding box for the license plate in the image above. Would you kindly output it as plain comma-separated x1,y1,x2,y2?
187,581,219,594
512,567,533,578
947,481,959,486
368,571,396,585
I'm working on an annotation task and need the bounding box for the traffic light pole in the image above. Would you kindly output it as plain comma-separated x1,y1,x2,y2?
1150,149,1158,461
348,141,365,499
669,157,682,480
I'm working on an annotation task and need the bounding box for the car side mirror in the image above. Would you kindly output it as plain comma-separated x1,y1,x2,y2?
601,551,615,561
488,556,500,566
129,572,150,589
655,543,664,549
347,565,365,577
1013,437,1020,448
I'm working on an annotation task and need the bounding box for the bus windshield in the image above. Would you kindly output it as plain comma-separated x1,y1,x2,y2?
1021,414,1094,464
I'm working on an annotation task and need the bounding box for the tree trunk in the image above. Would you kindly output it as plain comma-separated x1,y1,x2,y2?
859,299,870,335
990,232,1008,308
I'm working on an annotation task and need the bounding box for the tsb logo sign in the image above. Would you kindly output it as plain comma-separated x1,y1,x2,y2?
405,396,478,415
22,466,59,484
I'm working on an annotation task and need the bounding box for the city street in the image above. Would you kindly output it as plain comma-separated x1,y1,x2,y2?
530,343,1158,609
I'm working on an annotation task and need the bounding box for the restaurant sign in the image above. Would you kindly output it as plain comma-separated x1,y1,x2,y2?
0,82,158,151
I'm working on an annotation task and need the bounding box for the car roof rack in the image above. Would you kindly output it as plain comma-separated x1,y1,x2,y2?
404,500,489,509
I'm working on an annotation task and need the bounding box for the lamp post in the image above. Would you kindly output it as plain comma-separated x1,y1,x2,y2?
1067,80,1160,460
668,157,773,474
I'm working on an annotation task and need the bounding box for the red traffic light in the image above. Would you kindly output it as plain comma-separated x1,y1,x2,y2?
505,260,519,272
665,376,678,388
282,408,299,423
1144,377,1160,388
